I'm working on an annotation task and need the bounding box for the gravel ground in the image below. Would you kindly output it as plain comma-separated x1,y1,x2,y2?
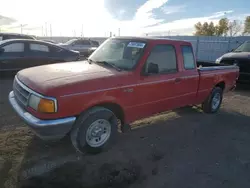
0,75,250,188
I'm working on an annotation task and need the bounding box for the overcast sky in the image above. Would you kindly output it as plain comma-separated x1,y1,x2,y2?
0,0,249,36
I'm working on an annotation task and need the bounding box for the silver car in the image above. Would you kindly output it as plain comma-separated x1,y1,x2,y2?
58,38,99,57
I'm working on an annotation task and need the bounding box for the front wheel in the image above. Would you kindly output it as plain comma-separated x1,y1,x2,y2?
70,107,118,154
202,87,223,113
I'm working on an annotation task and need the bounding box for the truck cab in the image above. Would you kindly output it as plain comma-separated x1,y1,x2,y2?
9,37,239,153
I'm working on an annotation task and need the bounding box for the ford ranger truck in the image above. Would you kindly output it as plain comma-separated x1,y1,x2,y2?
9,37,239,153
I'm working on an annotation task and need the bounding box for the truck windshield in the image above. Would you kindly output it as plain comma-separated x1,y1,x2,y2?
88,38,146,70
234,41,250,52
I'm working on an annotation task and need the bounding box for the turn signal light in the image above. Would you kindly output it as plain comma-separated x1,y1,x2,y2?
38,98,56,113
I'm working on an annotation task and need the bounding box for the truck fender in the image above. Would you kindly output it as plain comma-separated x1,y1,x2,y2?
80,96,126,123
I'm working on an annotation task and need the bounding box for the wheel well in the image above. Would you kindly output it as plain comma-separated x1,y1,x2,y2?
215,81,225,90
97,103,125,124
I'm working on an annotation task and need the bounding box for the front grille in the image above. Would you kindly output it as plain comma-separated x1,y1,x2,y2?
13,78,30,107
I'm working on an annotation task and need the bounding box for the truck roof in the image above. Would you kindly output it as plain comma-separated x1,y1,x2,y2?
113,36,191,45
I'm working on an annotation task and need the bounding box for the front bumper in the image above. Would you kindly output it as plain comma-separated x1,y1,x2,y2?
8,91,76,140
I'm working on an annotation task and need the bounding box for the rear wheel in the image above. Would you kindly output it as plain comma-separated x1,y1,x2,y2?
70,107,118,154
202,87,223,113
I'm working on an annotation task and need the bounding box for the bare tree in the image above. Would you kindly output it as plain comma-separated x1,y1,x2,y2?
228,20,242,36
243,16,250,35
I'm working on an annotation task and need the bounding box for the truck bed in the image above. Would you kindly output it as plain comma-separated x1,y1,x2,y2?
195,61,239,103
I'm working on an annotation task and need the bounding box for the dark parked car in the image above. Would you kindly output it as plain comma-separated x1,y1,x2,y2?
0,39,80,72
216,41,250,83
42,39,56,44
0,33,36,41
58,38,99,57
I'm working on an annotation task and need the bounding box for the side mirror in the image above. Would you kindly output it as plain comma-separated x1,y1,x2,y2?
0,48,4,53
147,62,159,74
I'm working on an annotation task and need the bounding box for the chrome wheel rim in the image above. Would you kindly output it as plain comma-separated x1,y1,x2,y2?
86,119,111,147
212,93,221,110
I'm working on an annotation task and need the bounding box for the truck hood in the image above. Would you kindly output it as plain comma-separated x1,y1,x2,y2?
17,61,124,96
222,52,250,60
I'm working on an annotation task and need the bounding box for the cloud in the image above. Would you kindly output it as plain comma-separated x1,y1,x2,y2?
133,0,169,27
161,5,186,15
0,15,16,26
0,0,245,37
143,10,235,35
109,0,171,36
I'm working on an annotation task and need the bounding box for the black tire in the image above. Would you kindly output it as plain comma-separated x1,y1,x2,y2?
70,107,118,154
202,87,223,113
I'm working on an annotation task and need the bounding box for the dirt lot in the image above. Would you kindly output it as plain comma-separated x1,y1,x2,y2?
0,76,250,188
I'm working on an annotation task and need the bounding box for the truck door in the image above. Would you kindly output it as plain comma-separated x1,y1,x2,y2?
174,45,199,106
128,43,183,121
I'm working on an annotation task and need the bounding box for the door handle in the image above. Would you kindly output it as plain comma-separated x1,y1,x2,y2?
175,78,182,83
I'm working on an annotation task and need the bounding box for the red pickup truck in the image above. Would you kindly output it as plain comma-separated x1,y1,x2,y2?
9,37,239,153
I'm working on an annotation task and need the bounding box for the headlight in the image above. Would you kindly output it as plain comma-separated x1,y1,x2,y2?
28,94,57,113
28,94,40,110
215,57,222,64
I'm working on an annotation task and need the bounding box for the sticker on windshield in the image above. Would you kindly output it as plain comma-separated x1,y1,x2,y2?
127,42,145,48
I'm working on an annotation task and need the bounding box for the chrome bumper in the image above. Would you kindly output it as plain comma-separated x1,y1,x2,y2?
8,91,76,140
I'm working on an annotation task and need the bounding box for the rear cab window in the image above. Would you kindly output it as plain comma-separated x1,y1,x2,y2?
181,45,195,69
144,44,177,74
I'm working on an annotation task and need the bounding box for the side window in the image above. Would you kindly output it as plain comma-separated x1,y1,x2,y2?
3,43,24,52
145,44,177,74
81,40,91,45
91,40,99,46
181,45,195,69
30,43,49,52
74,40,91,45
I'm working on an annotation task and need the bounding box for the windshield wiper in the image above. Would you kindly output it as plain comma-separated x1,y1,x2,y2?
95,61,122,71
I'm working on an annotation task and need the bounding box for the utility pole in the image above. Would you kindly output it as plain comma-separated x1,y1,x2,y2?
118,28,120,36
45,22,47,36
20,24,23,34
50,24,52,38
81,24,83,37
